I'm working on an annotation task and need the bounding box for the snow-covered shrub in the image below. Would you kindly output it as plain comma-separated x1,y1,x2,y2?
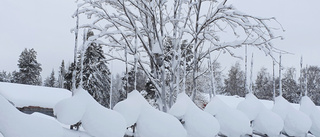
169,93,220,137
54,88,126,137
273,96,311,136
237,93,284,136
114,90,187,137
205,96,252,137
300,96,320,137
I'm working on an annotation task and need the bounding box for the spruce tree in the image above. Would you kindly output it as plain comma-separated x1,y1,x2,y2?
64,63,76,91
44,69,56,87
57,60,66,88
223,62,246,97
79,34,111,108
16,48,42,85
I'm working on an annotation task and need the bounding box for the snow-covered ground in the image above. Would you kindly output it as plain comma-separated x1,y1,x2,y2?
0,82,71,108
1,82,320,137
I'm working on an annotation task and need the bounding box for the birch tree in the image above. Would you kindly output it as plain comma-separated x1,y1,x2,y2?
75,0,283,111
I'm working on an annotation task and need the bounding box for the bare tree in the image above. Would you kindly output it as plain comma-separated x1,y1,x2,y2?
74,0,283,111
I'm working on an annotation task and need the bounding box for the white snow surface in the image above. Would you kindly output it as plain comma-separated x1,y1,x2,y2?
237,93,284,136
237,93,266,121
54,87,126,137
273,96,312,137
114,90,187,137
169,93,220,137
253,109,284,137
0,94,64,137
300,96,320,137
205,96,252,137
0,82,71,108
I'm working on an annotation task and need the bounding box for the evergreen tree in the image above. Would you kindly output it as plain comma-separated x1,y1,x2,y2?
44,69,56,87
0,71,11,82
223,62,246,97
16,48,42,85
254,67,273,100
79,35,111,108
57,60,66,88
64,63,76,91
282,67,299,103
300,66,320,105
123,67,147,92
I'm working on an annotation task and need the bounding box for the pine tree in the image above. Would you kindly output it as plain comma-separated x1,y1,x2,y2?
281,67,299,103
79,35,111,108
57,60,66,88
44,69,56,87
223,62,246,97
16,48,42,85
254,67,273,100
64,63,76,91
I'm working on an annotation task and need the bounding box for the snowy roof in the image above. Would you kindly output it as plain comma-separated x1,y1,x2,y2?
0,82,71,108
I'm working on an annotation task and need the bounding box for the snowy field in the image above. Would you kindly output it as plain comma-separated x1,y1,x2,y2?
0,82,320,137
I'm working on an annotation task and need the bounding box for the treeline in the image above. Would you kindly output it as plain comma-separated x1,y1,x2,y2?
1,48,320,107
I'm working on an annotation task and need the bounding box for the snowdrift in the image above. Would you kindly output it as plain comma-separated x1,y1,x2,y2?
169,93,220,137
300,96,320,137
114,90,187,137
0,82,71,108
237,93,284,136
54,87,126,137
273,96,312,136
0,94,64,137
205,96,252,137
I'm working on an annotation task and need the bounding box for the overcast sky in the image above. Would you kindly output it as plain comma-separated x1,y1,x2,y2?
0,0,319,80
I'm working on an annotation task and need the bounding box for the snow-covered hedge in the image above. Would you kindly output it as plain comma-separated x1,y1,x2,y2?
2,86,320,137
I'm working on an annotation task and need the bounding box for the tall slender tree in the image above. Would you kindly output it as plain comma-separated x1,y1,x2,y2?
57,60,66,88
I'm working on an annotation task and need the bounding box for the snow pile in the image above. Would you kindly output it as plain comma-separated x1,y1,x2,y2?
114,90,187,137
0,82,71,108
273,96,312,136
169,93,220,137
300,96,320,137
54,87,126,137
237,93,284,136
0,94,64,137
253,109,284,137
237,93,266,121
205,96,252,137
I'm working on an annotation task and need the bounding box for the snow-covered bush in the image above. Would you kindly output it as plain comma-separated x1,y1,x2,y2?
169,93,220,137
237,93,284,136
273,96,311,136
205,96,252,137
300,96,320,137
114,90,187,137
54,88,126,137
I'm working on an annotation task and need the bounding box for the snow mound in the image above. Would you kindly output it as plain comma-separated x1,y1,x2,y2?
0,94,64,137
237,93,266,121
253,109,284,137
113,90,150,127
273,96,311,136
54,87,126,137
0,82,71,108
169,93,220,137
300,96,320,137
114,90,187,137
205,96,252,137
237,93,284,136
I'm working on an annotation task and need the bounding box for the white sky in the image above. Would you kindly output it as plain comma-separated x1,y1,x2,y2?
0,0,319,80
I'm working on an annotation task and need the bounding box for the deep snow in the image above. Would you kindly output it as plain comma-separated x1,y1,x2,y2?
114,90,187,137
169,93,220,137
0,82,71,108
54,87,126,137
